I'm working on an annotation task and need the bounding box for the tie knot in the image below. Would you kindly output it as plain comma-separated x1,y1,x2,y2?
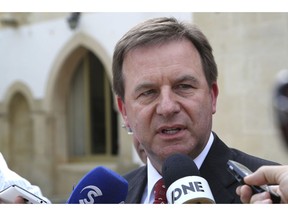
153,178,167,204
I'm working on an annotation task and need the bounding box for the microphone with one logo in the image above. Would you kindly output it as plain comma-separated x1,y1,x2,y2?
162,153,215,204
66,166,128,204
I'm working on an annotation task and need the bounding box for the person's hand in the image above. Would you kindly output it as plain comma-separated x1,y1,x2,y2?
0,196,27,204
236,165,288,204
14,196,27,203
236,185,278,204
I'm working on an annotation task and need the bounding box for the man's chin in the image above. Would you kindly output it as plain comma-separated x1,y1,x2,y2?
162,148,191,159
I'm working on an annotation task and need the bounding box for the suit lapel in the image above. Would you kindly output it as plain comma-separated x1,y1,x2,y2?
125,166,147,203
200,133,239,203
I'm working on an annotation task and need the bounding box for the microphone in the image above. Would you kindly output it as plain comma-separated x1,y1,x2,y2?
162,153,215,204
273,69,288,149
66,166,128,204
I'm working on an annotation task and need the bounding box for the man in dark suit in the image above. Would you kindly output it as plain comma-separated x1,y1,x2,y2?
112,17,279,204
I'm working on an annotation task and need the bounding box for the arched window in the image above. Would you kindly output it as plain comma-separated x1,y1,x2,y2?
67,50,118,160
8,92,33,177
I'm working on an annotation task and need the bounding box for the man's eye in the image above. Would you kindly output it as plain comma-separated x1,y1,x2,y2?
177,84,193,90
136,89,156,99
141,89,155,96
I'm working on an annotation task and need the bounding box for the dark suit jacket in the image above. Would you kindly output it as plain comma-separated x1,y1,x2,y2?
123,132,280,203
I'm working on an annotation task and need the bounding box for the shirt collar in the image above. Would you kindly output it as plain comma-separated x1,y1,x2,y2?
194,132,214,169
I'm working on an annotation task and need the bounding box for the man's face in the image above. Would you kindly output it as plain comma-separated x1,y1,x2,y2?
117,39,218,173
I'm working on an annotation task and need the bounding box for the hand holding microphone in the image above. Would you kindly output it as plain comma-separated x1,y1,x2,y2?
162,153,215,204
67,166,128,204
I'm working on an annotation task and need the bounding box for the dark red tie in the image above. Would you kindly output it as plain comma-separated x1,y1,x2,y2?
153,178,167,204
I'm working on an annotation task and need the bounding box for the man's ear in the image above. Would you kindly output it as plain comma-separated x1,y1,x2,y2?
117,96,128,125
211,82,219,114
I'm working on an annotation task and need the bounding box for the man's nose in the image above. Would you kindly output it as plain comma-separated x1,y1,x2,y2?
156,89,180,117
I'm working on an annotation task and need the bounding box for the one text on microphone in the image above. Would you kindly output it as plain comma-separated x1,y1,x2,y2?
171,181,205,203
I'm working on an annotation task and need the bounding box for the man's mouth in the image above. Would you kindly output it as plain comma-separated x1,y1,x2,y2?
162,128,182,135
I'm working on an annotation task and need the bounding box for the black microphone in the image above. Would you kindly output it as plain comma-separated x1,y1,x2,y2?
273,69,288,149
66,166,128,204
162,153,215,204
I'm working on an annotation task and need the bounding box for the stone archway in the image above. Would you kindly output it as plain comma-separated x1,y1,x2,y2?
1,81,35,179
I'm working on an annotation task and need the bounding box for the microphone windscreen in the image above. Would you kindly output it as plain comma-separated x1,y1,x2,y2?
162,153,200,188
67,166,128,204
162,153,215,204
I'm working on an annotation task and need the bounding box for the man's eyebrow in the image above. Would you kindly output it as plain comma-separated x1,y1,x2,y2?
134,82,155,93
175,75,199,85
133,75,200,93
